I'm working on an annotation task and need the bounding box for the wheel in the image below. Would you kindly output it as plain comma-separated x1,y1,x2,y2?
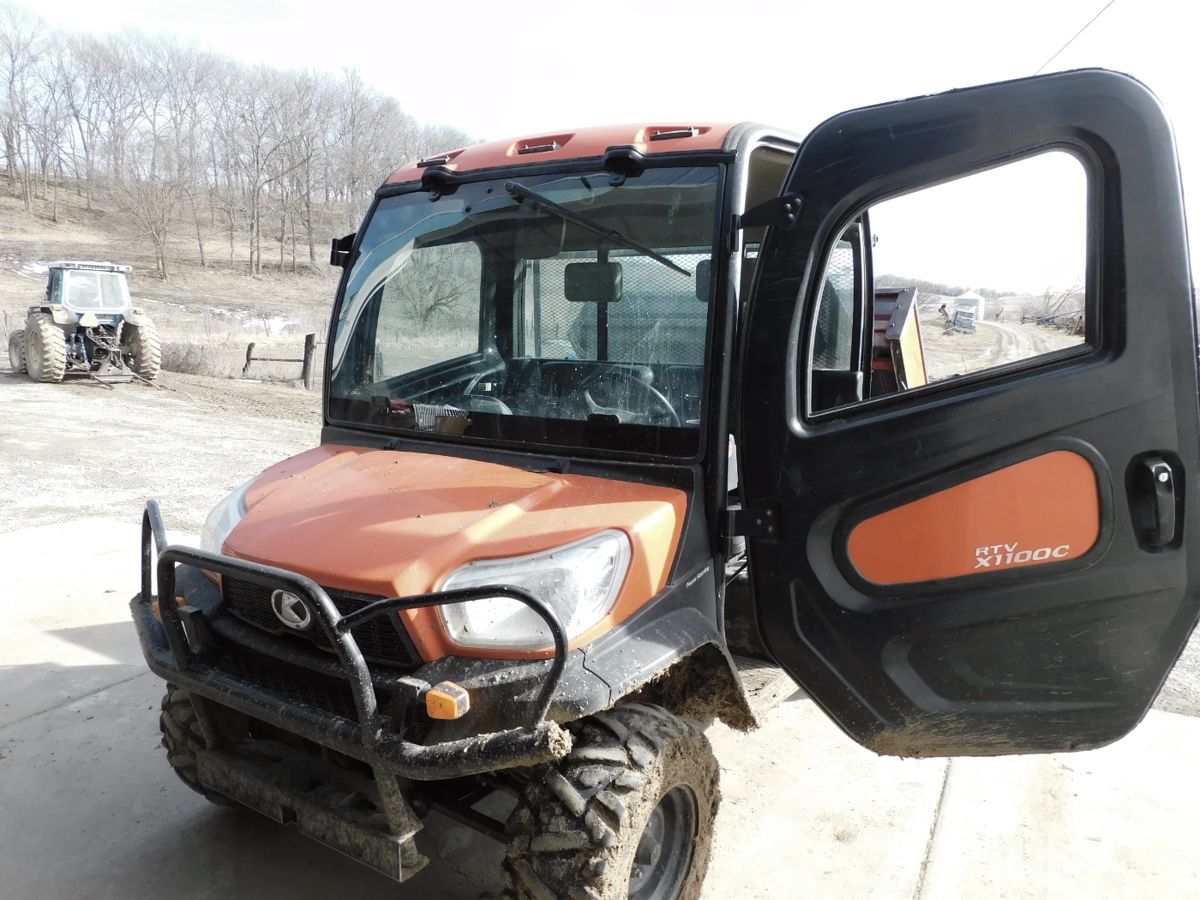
7,328,25,373
24,314,67,382
159,684,236,806
504,704,719,900
122,318,162,379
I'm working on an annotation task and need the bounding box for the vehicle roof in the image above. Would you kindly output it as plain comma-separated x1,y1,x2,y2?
48,260,132,274
385,123,738,185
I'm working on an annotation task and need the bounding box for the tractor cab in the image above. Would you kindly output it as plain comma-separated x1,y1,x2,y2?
46,261,135,315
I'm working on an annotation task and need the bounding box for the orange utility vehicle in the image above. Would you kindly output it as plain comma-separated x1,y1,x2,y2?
133,69,1199,899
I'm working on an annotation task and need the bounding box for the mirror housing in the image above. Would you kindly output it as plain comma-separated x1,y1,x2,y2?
695,258,712,302
330,233,357,268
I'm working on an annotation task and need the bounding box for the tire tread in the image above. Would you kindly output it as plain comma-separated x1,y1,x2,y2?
503,703,717,900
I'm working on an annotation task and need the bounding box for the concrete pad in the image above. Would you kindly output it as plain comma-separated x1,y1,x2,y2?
0,675,501,900
919,710,1200,899
702,701,947,899
0,520,181,727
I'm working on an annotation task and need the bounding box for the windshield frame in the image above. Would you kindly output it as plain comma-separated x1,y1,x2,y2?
324,154,731,465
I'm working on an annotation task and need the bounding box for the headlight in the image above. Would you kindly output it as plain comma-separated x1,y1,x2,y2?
199,478,255,553
438,530,632,651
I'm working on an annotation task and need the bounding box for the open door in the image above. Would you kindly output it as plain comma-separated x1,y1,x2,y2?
736,69,1199,756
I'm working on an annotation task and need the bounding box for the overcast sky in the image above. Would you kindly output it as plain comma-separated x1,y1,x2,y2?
27,0,1199,289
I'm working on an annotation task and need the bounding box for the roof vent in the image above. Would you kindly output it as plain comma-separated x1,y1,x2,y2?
649,126,700,142
511,133,574,157
518,141,560,155
417,149,463,168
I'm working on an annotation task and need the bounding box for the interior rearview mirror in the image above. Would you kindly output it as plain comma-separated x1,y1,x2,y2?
564,261,623,302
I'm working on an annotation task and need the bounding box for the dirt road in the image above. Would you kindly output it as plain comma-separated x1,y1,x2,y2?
0,369,318,534
918,314,1083,382
982,318,1078,361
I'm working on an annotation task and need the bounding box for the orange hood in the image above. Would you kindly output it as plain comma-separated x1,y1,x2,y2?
223,444,688,659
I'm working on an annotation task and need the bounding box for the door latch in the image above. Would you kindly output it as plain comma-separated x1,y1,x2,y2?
1132,456,1178,548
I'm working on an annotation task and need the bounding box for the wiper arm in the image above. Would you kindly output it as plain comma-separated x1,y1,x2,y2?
504,181,691,277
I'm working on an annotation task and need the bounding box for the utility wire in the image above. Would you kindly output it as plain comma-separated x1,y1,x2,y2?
1034,0,1120,74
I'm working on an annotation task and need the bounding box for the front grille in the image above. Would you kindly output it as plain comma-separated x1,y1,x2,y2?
221,577,421,669
217,645,379,720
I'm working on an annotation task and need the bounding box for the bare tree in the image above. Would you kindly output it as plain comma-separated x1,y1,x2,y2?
1027,278,1084,322
0,13,475,285
0,3,43,206
389,244,479,329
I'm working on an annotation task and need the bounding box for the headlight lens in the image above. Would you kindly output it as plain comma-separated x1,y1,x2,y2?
438,530,632,651
199,478,255,553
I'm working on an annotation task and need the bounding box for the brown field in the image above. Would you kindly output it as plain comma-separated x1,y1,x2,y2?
0,190,341,383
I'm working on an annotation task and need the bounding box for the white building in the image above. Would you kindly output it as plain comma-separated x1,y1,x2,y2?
954,289,986,323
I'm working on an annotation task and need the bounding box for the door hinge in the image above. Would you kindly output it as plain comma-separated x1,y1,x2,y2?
739,193,802,230
722,504,780,540
726,213,741,255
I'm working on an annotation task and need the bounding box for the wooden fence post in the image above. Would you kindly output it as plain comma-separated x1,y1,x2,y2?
301,333,317,390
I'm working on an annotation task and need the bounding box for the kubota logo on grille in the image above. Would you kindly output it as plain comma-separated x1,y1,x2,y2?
271,590,312,630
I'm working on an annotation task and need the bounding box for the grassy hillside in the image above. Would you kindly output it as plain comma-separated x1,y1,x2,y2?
0,188,342,380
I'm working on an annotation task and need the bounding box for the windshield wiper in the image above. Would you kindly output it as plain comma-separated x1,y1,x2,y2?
504,181,691,277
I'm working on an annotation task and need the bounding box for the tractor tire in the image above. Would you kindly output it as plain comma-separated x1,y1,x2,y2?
24,314,67,383
7,328,25,373
122,318,162,380
504,704,719,900
159,684,236,806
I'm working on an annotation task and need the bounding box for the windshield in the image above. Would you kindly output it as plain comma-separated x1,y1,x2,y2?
328,165,722,457
58,270,132,311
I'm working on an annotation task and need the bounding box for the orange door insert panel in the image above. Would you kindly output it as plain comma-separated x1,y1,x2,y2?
846,450,1102,586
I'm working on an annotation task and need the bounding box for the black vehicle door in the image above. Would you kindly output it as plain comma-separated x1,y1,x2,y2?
736,69,1200,756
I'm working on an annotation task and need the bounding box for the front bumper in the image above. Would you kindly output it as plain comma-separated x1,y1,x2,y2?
135,501,573,781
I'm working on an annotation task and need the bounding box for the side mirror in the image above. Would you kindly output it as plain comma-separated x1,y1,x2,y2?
564,261,623,302
330,233,357,268
695,258,711,302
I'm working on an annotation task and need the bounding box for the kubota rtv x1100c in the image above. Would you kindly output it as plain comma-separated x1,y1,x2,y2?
133,70,1199,899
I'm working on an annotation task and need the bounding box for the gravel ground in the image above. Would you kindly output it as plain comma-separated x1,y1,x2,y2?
0,368,319,534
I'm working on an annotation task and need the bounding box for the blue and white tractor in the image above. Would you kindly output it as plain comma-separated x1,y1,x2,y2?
7,261,161,383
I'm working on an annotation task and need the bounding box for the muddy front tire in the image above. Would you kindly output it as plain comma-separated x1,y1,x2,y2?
504,704,719,900
159,684,236,806
24,314,67,382
122,318,162,380
7,328,25,373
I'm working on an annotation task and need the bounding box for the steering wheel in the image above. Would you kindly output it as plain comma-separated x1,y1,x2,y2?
573,369,681,426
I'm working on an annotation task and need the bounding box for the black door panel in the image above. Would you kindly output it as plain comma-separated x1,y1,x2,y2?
736,70,1199,756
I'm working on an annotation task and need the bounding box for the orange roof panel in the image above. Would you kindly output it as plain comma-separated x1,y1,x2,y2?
385,123,735,185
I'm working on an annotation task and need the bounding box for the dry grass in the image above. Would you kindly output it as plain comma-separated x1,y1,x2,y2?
0,190,339,388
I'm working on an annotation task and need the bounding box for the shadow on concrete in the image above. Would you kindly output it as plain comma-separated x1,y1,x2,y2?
0,622,505,899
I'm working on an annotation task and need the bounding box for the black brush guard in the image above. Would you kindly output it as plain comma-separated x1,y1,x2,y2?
134,500,575,881
136,500,572,777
